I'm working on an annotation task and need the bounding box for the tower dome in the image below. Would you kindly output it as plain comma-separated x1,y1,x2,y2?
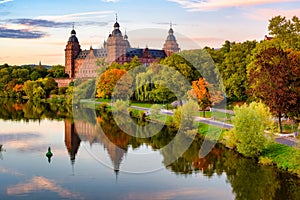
71,29,76,35
69,29,79,42
163,23,180,56
112,14,122,36
114,22,120,29
112,20,122,36
167,25,176,41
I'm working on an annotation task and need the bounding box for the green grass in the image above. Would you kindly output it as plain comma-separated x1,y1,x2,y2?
197,122,226,139
131,102,154,108
95,98,112,103
131,102,172,109
200,111,235,124
260,142,300,176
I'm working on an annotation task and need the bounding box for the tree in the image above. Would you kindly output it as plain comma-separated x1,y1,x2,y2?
160,53,200,83
47,65,68,78
233,102,273,158
189,78,211,117
217,41,257,101
248,47,300,133
96,69,127,99
30,71,41,81
43,78,58,98
268,15,300,49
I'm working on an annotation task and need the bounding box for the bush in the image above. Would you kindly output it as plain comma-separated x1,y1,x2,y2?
222,129,237,149
173,100,198,130
258,157,273,166
233,102,274,158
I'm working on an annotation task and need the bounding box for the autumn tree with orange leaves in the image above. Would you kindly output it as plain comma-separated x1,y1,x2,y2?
189,78,224,117
96,69,127,99
188,78,211,117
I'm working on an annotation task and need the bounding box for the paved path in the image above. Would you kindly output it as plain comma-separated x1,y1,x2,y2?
130,106,234,129
195,117,234,129
275,137,299,148
89,100,299,147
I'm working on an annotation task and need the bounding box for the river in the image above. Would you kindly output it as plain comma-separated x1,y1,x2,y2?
0,99,299,200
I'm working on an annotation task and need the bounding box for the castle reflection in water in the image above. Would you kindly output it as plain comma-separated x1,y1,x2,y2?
64,119,126,175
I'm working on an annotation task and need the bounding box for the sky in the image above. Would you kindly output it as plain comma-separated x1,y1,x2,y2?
0,0,300,65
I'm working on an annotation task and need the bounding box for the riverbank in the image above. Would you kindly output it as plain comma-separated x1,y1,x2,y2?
85,100,300,177
259,142,300,176
124,104,300,177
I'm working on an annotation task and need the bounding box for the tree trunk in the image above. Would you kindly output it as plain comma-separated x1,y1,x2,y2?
278,112,282,133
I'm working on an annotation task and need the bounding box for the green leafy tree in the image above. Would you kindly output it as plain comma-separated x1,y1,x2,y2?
160,53,200,83
47,65,68,78
43,78,58,97
233,102,273,158
217,41,257,101
268,15,300,49
30,71,41,81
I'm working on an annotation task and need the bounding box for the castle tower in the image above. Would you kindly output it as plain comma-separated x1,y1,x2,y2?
163,23,180,56
64,120,81,165
106,16,130,64
124,29,131,48
65,29,81,78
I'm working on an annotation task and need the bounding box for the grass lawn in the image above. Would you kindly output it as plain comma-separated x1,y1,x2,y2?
131,102,172,109
200,111,235,124
198,122,226,139
260,142,300,176
95,98,112,103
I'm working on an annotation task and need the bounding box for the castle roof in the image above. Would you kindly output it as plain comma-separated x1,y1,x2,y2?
126,48,166,59
77,49,107,59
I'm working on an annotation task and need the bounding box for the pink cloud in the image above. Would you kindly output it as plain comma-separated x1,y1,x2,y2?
7,176,83,199
169,0,298,11
245,8,300,21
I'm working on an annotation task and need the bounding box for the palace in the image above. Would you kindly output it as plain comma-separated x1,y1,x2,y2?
64,18,180,79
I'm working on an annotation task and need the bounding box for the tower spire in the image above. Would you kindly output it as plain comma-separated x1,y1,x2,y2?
116,13,118,22
170,21,172,29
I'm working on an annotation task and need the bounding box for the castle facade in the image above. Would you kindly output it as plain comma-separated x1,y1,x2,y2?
64,18,180,79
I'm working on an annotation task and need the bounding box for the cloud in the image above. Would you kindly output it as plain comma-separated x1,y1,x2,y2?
168,0,299,11
0,17,110,39
123,188,232,200
77,21,109,27
0,0,13,4
37,10,115,22
0,24,46,39
3,19,71,28
245,8,300,21
0,167,23,176
7,176,83,199
0,133,40,142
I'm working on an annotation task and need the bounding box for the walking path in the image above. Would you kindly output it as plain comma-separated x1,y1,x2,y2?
91,100,299,147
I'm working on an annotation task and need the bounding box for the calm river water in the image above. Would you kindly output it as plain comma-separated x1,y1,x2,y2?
0,100,299,200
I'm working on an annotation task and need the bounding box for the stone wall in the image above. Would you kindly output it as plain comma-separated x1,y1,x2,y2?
55,78,74,87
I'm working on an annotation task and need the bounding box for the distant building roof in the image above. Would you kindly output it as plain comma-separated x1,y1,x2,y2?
264,35,273,41
77,49,107,59
126,48,166,58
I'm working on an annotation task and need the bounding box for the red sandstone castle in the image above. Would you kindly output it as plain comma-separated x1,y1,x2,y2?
64,18,180,79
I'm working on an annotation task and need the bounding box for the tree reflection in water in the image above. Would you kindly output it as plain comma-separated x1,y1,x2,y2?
0,100,299,199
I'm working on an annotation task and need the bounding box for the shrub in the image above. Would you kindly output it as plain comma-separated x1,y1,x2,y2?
233,102,274,158
222,129,237,149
